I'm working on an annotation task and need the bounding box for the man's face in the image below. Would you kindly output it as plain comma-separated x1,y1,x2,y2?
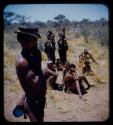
70,67,75,74
48,63,53,69
21,39,37,50
84,49,88,54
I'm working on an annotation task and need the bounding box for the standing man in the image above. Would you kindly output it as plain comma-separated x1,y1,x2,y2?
44,31,56,64
15,26,47,122
79,49,98,75
57,32,68,65
79,49,98,68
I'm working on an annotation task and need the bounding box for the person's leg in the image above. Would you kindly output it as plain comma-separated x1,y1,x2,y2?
75,81,87,101
58,50,62,63
64,50,67,63
60,51,64,64
24,98,45,122
80,76,94,90
53,51,56,64
49,50,54,62
24,100,38,122
69,83,76,91
48,52,52,61
62,50,66,64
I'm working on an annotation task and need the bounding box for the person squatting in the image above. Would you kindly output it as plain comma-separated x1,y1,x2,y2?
13,26,98,122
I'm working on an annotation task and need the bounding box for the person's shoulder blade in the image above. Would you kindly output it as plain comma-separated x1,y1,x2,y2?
16,55,28,70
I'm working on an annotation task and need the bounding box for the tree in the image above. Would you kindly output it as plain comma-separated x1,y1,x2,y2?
15,15,30,25
93,18,108,46
34,21,46,28
62,18,71,30
79,19,91,43
4,11,16,31
54,14,66,31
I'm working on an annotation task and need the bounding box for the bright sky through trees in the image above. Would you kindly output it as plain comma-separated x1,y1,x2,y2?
4,4,108,22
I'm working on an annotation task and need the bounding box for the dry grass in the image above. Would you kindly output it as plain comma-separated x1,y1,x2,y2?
42,51,48,61
4,32,109,122
4,37,109,85
4,48,16,81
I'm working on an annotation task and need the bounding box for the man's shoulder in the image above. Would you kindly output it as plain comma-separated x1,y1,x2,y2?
16,55,28,70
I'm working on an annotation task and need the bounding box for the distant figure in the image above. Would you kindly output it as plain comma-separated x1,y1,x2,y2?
44,31,56,64
57,32,68,65
79,49,98,75
62,27,66,38
63,64,92,101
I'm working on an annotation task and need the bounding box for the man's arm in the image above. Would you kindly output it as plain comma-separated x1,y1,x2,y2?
16,58,40,90
64,74,74,81
89,53,98,64
16,93,26,106
46,68,57,76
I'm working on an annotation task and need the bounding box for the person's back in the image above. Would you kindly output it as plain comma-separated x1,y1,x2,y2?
16,50,46,98
15,26,46,122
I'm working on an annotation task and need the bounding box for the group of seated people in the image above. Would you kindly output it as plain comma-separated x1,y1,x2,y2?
45,56,94,101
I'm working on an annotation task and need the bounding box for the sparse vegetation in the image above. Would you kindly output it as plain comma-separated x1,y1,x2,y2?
4,12,109,122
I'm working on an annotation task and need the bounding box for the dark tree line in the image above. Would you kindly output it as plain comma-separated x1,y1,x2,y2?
4,11,108,46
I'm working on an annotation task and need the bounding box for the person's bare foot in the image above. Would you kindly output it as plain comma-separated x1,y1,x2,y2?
86,84,95,90
79,96,87,101
86,85,90,90
90,85,95,87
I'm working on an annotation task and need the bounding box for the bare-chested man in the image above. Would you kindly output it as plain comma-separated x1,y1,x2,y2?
79,49,98,75
63,64,92,101
15,26,47,122
44,31,56,64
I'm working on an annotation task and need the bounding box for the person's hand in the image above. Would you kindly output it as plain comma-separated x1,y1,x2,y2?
53,64,57,69
16,100,24,108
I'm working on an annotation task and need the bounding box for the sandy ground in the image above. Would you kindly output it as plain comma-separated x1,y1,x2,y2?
4,39,109,122
4,62,109,122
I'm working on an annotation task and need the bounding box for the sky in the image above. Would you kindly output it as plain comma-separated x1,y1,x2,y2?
4,4,109,22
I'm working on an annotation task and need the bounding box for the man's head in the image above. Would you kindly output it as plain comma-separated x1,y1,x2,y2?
47,60,53,69
46,31,53,40
56,58,61,64
58,32,65,39
69,64,76,74
62,27,65,32
84,49,88,54
15,26,40,50
64,62,70,69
